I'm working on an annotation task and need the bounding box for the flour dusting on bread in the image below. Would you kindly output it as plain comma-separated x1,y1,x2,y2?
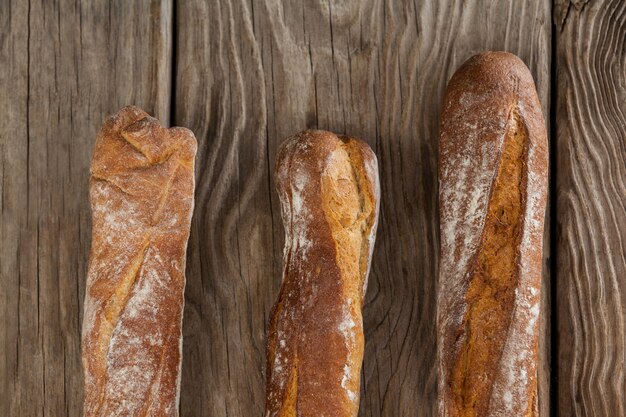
82,106,196,416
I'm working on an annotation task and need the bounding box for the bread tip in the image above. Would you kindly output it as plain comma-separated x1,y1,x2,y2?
461,51,533,79
170,126,198,145
120,115,160,138
104,105,148,128
466,50,527,67
116,104,146,117
170,126,199,161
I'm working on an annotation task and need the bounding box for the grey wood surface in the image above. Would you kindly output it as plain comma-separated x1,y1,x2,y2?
0,0,622,416
554,0,626,416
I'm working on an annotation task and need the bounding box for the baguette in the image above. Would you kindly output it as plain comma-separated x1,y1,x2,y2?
266,130,380,417
82,106,197,416
438,52,548,417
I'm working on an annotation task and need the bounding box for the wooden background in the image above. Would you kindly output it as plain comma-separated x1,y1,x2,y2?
0,0,623,416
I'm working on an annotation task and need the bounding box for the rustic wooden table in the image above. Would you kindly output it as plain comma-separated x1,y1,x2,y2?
1,1,624,416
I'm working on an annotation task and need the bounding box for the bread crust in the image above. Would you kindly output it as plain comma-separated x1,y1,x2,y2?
438,52,548,417
266,130,380,417
82,106,196,416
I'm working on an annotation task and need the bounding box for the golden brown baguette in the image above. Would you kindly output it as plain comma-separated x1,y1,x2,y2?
266,130,380,417
438,52,548,417
82,106,196,416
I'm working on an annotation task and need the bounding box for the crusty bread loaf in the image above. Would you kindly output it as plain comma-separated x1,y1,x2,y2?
438,52,548,417
266,130,380,417
82,106,196,416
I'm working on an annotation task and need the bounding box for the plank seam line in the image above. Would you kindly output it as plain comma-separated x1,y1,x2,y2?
549,2,559,417
169,0,177,127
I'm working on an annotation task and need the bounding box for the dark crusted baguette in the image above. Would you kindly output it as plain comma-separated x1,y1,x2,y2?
266,130,380,417
438,52,548,417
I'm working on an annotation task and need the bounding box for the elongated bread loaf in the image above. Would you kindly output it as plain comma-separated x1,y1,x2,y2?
82,106,196,416
438,52,548,417
266,130,380,417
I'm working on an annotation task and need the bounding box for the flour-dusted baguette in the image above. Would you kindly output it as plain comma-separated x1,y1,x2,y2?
438,52,548,417
266,130,380,416
82,106,196,416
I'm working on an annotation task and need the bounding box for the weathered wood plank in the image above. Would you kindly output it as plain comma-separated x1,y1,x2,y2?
0,2,30,415
175,1,551,415
555,1,626,416
0,1,172,416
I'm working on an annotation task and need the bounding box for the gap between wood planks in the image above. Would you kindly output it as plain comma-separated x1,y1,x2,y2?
549,3,559,417
169,0,178,128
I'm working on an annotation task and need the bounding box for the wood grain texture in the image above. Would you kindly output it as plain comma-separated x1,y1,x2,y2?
0,1,560,415
174,1,550,415
0,1,172,416
555,1,626,416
